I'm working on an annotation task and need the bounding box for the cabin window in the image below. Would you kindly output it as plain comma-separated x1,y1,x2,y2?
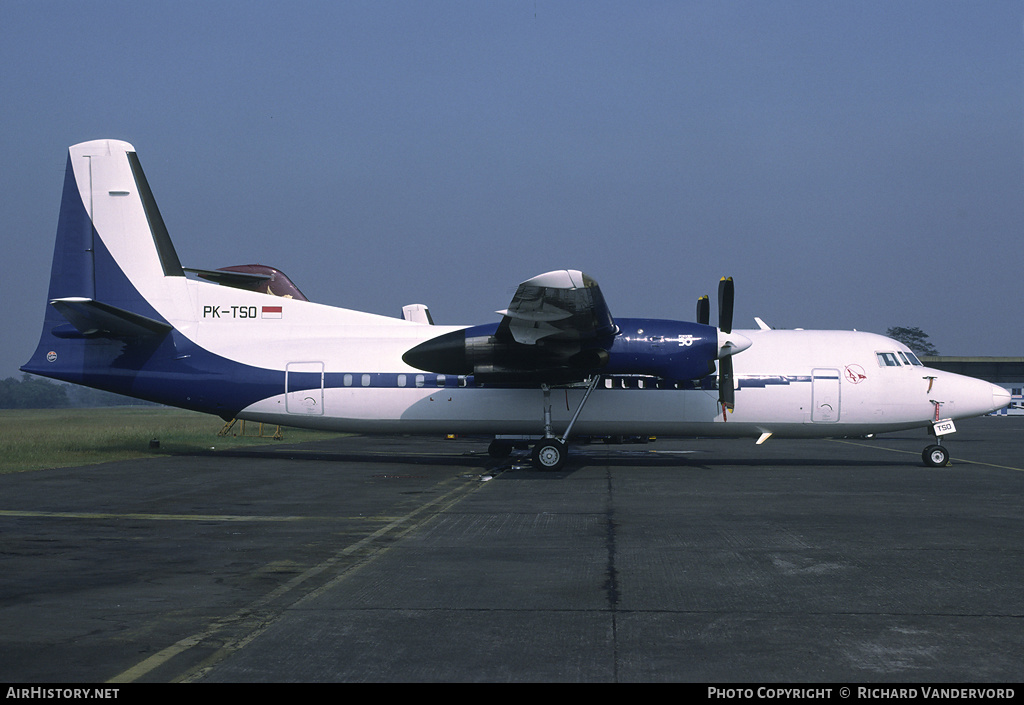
437,374,446,387
876,352,901,367
343,374,353,387
415,375,425,388
361,374,371,387
398,374,407,387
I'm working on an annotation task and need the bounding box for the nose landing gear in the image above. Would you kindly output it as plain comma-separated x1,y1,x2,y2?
922,413,955,467
922,443,950,467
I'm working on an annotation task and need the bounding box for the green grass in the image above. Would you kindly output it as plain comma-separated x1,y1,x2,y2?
0,407,347,474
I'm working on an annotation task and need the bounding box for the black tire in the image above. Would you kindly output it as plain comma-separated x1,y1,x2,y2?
488,439,513,458
532,439,567,470
922,445,950,467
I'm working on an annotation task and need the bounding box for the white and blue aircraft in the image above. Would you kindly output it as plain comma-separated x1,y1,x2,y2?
22,140,1010,469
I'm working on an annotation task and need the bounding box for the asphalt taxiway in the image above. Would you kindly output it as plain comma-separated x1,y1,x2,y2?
1,417,1021,683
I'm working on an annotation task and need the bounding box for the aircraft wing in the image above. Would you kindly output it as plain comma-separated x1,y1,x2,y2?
403,269,617,384
495,270,617,346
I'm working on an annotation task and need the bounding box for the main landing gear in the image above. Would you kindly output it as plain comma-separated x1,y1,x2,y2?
490,377,602,471
530,377,601,470
532,437,569,470
487,435,570,469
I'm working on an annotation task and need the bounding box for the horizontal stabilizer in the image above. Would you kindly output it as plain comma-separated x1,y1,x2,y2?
50,297,172,339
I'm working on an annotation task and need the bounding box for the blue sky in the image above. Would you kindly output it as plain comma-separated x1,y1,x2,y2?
2,1,1023,379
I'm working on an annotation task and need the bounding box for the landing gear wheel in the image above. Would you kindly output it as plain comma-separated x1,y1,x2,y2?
532,438,568,471
922,444,950,467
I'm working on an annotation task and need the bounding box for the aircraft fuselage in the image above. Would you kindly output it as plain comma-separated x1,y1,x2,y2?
21,140,1010,470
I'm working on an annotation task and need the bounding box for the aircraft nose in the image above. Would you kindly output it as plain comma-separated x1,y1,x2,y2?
992,384,1011,413
946,375,1012,419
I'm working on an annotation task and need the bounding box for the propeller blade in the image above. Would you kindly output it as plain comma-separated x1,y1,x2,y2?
719,356,735,412
717,277,737,413
696,295,710,326
718,277,734,334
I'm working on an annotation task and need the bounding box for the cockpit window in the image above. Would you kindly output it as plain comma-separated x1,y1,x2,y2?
876,351,924,368
876,352,901,367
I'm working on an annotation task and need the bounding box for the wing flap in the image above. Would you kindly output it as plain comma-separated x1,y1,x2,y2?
496,306,572,322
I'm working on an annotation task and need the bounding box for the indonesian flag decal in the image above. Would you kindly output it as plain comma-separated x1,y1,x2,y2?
262,305,283,319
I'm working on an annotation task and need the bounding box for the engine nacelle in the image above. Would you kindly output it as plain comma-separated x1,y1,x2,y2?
403,318,727,385
603,318,721,382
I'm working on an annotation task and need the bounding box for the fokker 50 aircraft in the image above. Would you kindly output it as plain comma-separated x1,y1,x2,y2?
22,140,1010,470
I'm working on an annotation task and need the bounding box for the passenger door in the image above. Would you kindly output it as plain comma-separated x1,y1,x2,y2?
811,368,840,423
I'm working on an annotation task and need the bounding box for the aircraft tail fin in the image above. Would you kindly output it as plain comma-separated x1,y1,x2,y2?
21,140,190,393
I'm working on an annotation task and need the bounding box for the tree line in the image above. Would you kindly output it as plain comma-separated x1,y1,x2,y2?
885,327,939,356
0,375,157,409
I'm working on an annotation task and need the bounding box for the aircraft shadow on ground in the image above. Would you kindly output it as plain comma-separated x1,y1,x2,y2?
184,444,920,473
554,452,917,470
185,446,502,469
